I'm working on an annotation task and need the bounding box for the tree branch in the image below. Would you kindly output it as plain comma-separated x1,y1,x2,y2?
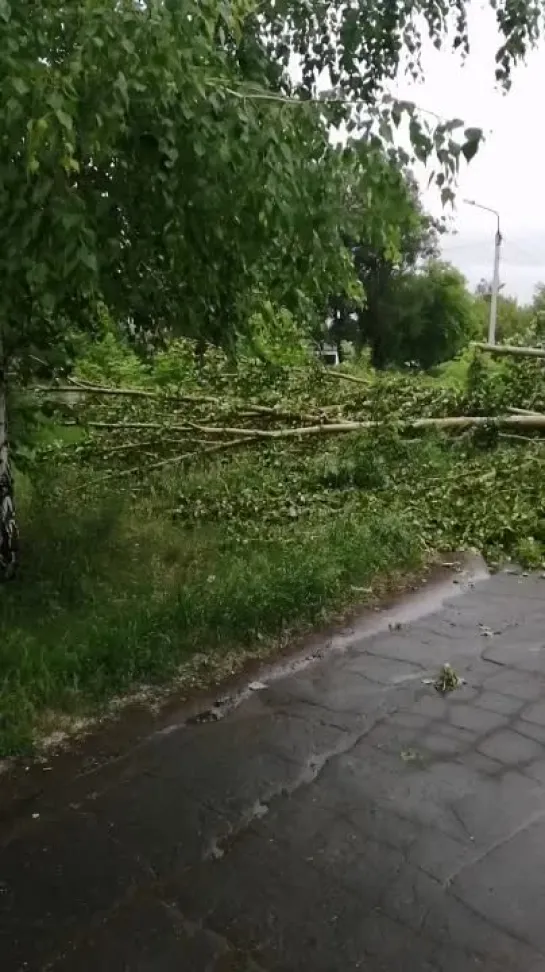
474,342,545,359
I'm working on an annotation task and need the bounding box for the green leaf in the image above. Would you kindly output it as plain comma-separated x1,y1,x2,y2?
440,186,455,206
60,212,83,231
12,77,29,96
78,248,98,273
461,127,482,162
445,118,464,132
56,109,73,131
464,127,483,142
46,91,64,112
115,71,129,104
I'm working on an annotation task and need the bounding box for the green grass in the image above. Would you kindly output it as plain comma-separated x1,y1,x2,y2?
433,347,506,389
4,346,545,756
0,466,421,754
4,424,545,755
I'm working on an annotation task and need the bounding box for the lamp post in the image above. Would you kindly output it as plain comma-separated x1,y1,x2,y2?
464,199,502,345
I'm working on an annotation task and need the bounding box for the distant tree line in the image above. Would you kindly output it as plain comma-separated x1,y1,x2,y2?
328,204,545,370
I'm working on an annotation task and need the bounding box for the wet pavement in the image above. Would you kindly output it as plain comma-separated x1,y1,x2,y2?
3,565,545,971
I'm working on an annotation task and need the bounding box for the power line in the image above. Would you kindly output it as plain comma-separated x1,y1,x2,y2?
502,238,543,265
441,241,491,252
440,236,545,269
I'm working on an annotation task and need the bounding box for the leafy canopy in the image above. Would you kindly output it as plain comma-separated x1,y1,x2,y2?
0,0,355,368
392,261,478,369
259,0,543,97
1,0,544,378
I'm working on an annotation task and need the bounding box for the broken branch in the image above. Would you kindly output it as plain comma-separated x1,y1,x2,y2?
474,342,545,359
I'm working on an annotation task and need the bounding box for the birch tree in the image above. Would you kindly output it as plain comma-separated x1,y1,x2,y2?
0,0,354,577
1,0,543,577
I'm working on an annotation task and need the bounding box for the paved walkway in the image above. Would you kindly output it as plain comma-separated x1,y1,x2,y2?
3,568,545,971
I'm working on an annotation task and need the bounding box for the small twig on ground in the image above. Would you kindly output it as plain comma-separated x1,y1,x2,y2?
97,437,191,456
499,432,544,444
38,381,335,421
71,436,257,489
323,370,370,386
61,419,194,432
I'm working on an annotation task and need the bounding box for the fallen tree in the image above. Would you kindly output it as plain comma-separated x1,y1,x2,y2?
473,342,545,359
7,345,545,754
33,372,545,485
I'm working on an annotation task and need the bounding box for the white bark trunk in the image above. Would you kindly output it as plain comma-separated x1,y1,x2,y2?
473,342,545,359
0,334,17,580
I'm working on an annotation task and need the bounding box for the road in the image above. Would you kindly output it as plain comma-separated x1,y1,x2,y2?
2,564,545,971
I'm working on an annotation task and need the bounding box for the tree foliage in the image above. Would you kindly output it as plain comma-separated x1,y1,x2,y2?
473,292,533,344
4,0,542,377
530,283,545,338
259,0,544,97
348,259,477,370
1,0,544,580
390,262,478,369
0,0,357,370
252,0,543,198
328,160,446,366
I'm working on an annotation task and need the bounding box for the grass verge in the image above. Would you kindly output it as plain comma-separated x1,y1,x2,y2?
0,473,421,754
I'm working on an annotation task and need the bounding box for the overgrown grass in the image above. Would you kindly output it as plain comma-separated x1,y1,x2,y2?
0,466,421,754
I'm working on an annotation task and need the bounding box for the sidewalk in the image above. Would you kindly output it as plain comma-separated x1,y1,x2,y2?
2,566,545,971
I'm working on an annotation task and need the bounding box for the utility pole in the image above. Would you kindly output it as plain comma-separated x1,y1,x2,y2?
464,200,502,345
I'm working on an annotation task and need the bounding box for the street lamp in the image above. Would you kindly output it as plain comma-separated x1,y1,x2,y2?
463,199,502,345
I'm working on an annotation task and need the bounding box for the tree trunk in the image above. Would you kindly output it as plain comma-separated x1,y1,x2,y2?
0,340,18,581
473,342,545,359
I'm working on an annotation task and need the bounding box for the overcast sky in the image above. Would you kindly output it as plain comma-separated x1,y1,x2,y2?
393,3,545,304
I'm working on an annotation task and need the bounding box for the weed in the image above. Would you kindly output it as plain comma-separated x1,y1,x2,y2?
434,663,463,694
